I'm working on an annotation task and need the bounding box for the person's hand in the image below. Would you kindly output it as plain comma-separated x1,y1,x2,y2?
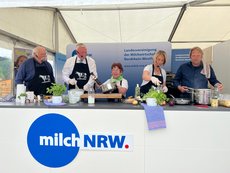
215,83,223,91
83,85,89,91
162,86,168,93
68,78,77,85
115,82,121,87
151,77,161,86
178,85,188,93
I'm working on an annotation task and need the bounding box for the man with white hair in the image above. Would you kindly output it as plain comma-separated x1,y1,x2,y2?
15,46,55,95
62,43,98,91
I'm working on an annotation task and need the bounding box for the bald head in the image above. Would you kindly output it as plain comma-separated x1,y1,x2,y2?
33,46,47,63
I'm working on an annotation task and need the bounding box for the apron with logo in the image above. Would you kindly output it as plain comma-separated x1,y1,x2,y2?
27,59,53,96
140,65,163,95
69,57,90,90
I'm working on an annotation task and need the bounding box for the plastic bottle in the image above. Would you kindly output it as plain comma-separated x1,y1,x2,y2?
88,87,95,104
134,84,140,99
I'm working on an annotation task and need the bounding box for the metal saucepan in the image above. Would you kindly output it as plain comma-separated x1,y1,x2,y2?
101,82,117,93
169,94,191,105
174,98,191,105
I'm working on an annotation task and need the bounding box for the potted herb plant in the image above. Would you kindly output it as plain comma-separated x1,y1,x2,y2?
18,92,27,104
142,88,168,106
46,83,66,104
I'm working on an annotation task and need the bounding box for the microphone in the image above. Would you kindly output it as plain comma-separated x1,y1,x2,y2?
77,51,83,58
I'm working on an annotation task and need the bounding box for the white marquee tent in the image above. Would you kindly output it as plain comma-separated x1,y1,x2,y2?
0,0,230,54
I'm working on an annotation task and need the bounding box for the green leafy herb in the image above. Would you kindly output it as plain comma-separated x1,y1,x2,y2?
18,92,27,99
46,83,66,96
142,88,168,104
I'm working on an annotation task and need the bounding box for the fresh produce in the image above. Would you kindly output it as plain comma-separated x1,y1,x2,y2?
132,100,138,105
46,83,66,96
168,98,175,106
142,88,168,105
219,100,230,108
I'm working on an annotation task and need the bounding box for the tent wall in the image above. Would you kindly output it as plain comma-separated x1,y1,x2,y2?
203,46,213,65
0,8,75,54
213,40,230,93
0,8,54,49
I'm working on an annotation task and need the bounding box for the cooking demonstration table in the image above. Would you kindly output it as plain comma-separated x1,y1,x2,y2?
0,102,229,173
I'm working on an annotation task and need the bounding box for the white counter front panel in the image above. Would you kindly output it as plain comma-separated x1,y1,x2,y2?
0,108,230,173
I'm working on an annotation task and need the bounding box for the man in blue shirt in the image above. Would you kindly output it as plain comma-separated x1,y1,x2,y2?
15,46,55,95
173,47,223,96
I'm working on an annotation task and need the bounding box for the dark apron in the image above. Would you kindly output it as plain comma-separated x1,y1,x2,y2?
69,57,90,90
27,59,54,96
140,65,163,95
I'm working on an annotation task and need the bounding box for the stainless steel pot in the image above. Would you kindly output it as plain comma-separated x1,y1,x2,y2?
101,82,117,93
194,89,211,105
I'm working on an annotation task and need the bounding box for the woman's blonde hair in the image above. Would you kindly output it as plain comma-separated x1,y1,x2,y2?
189,47,203,57
153,50,167,65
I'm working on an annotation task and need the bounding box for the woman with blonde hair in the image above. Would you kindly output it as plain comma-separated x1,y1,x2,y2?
140,50,168,94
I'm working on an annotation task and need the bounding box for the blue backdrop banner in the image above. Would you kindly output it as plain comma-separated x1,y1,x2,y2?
171,49,190,74
66,42,171,97
55,52,66,84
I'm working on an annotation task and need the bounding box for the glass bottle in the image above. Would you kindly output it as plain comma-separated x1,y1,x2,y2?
211,85,219,107
135,84,140,99
88,87,95,104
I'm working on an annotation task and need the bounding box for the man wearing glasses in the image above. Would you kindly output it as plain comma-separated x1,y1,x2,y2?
62,43,98,91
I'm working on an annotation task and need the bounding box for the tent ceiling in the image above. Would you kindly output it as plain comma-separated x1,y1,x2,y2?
202,0,230,5
61,8,180,43
172,6,230,42
0,0,195,8
0,0,230,50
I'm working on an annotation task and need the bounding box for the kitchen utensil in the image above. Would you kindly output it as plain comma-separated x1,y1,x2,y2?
101,82,117,93
194,89,211,105
174,98,191,105
169,94,190,105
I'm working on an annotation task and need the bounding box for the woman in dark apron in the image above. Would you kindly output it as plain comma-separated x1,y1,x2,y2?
140,50,168,95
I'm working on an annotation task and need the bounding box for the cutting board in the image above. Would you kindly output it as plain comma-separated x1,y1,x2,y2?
80,93,122,99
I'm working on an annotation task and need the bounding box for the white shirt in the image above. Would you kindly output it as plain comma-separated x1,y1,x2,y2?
103,78,128,90
141,64,166,86
62,55,98,88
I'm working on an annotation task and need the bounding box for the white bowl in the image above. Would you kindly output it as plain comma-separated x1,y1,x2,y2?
68,89,84,104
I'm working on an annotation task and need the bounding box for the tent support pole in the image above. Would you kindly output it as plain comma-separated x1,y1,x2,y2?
56,9,77,43
54,10,59,52
168,4,187,42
